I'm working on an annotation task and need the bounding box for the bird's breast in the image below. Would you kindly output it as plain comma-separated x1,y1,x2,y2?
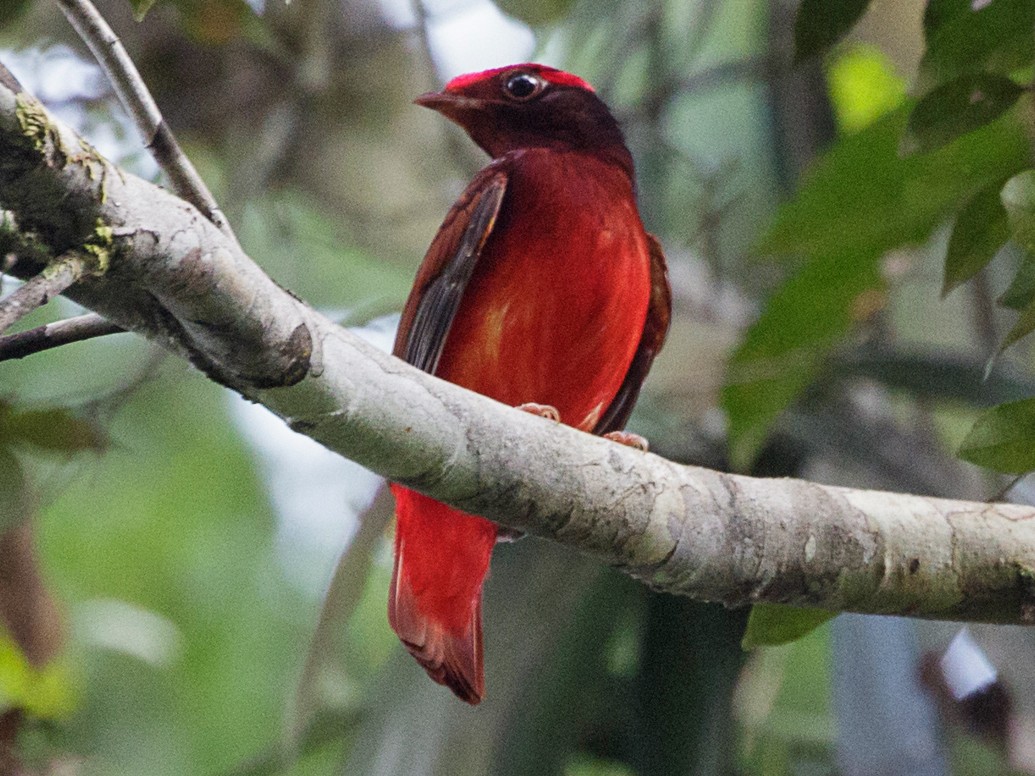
435,150,652,431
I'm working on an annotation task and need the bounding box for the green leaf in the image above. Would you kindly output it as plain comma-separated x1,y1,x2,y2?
902,73,1023,156
723,250,881,469
922,0,972,41
0,631,77,718
741,604,836,649
958,397,1035,473
759,107,1027,260
999,254,1035,310
792,0,871,63
494,0,574,25
1001,170,1035,255
128,0,158,21
943,182,1011,296
999,298,1035,354
919,0,1035,87
728,106,1029,466
2,409,109,454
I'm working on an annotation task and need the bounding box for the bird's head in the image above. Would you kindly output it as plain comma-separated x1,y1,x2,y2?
415,63,630,167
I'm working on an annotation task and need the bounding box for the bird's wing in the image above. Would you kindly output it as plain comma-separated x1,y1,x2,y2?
394,167,509,373
594,233,672,435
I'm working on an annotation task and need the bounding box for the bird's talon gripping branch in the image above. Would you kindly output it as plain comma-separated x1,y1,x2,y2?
603,430,649,452
515,402,561,422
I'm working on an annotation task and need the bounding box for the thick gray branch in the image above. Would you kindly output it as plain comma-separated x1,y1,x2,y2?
1,64,1033,625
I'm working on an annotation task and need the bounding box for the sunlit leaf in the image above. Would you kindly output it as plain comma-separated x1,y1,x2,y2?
793,0,871,63
902,73,1023,156
919,0,1035,87
127,0,158,21
943,183,1010,296
826,45,906,133
741,603,836,649
958,397,1035,473
0,631,77,718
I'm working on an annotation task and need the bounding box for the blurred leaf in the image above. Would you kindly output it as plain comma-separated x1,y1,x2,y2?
827,45,906,133
919,0,1035,87
999,254,1035,310
0,631,77,718
2,408,108,455
995,172,1035,354
958,397,1035,472
128,0,158,21
998,299,1035,354
922,0,971,41
0,448,30,535
741,604,836,649
0,0,31,26
728,106,1028,466
737,624,835,773
943,182,1011,296
723,251,881,469
1001,170,1035,255
902,73,1023,156
494,0,574,25
792,0,871,64
758,108,1026,260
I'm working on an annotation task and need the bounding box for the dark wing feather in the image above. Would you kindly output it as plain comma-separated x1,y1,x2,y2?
594,233,672,435
394,167,508,373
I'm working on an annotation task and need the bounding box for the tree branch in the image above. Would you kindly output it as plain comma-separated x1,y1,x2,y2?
1,62,1034,625
55,0,239,246
0,313,124,361
0,252,92,332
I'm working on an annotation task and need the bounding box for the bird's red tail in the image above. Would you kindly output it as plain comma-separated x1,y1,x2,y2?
388,485,497,704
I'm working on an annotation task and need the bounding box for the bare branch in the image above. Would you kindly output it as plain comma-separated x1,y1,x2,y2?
0,253,91,333
55,0,239,246
2,61,1034,626
0,313,124,361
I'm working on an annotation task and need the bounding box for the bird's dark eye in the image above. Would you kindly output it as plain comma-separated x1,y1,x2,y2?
503,72,544,101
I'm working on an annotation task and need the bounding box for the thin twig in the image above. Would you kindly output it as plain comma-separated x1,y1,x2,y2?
56,0,239,247
0,312,124,361
0,254,91,333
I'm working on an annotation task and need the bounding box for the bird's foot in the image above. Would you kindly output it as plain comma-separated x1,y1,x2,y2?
516,402,561,422
604,430,649,452
496,527,525,543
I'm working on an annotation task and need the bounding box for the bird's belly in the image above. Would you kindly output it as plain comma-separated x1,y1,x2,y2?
435,222,651,431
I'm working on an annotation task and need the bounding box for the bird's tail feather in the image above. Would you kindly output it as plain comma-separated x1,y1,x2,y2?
388,486,495,705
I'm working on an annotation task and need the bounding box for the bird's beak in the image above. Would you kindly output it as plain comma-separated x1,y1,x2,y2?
414,91,479,118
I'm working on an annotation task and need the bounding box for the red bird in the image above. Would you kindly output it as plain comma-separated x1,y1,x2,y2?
389,63,671,704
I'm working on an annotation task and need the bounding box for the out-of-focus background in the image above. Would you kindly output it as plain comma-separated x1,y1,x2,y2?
2,0,1035,773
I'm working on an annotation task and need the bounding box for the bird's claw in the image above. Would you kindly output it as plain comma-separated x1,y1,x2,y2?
496,527,525,543
604,430,649,452
516,402,561,422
